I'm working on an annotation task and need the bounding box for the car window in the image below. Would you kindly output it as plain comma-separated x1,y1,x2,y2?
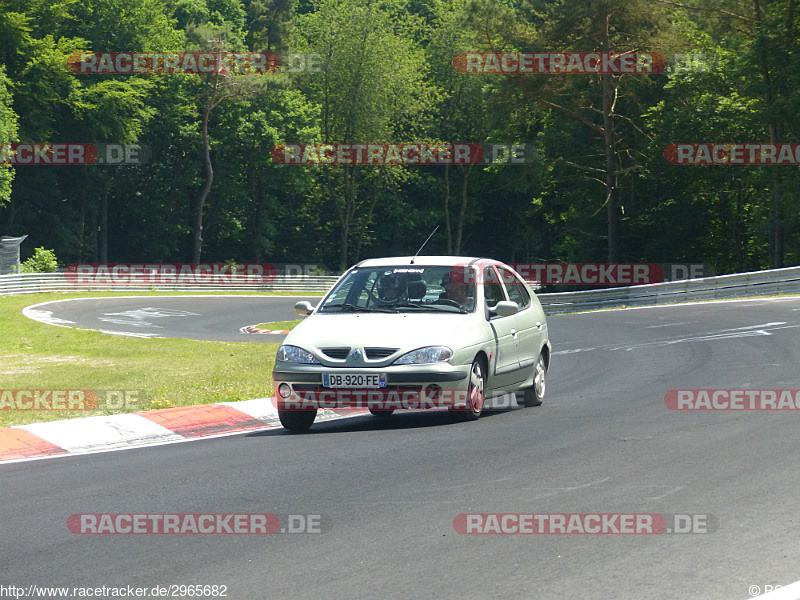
483,266,506,308
323,271,359,305
318,265,477,312
498,266,531,309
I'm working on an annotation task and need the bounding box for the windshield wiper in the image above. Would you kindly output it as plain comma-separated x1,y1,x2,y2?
339,303,374,312
334,303,393,313
389,302,434,310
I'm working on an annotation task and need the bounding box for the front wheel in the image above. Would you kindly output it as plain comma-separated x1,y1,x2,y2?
517,352,546,407
278,408,317,433
458,357,486,420
369,408,394,417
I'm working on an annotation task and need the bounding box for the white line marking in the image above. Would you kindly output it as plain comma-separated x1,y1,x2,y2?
648,486,685,500
19,307,75,327
554,322,797,355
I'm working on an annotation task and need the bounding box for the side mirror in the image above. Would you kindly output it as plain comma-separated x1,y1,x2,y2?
491,300,519,318
294,301,316,316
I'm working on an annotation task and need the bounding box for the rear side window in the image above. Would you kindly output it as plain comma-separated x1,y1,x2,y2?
498,267,531,309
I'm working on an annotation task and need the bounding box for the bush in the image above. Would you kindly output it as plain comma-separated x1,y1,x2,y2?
19,247,58,273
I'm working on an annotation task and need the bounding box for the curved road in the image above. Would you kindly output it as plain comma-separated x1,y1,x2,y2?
3,296,800,599
23,295,321,341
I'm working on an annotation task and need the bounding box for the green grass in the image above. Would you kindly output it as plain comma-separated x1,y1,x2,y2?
253,319,304,330
0,291,321,428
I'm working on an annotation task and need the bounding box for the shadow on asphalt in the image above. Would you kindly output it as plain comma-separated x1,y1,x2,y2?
245,405,523,437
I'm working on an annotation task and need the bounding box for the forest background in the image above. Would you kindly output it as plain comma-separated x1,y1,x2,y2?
1,0,798,275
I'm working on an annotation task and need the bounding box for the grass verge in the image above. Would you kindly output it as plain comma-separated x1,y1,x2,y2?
253,319,304,330
0,291,317,428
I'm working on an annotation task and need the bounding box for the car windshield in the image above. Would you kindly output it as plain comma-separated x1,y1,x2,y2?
318,265,477,313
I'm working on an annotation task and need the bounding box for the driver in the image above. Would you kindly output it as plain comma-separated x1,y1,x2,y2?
440,271,474,309
377,271,407,304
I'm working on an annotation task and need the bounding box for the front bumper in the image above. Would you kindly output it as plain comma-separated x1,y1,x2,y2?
272,364,472,410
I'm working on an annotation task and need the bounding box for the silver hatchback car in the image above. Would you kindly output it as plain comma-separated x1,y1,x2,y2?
272,256,551,432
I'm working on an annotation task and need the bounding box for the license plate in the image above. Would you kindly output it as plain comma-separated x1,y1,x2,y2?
323,373,387,388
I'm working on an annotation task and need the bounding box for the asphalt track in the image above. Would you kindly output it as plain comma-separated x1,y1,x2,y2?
3,296,800,599
22,295,321,341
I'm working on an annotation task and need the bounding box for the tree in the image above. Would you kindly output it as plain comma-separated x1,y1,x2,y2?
656,0,800,267
297,0,434,269
183,22,280,261
467,0,677,262
0,66,18,209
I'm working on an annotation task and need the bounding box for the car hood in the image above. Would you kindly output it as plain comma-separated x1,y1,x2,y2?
285,312,482,353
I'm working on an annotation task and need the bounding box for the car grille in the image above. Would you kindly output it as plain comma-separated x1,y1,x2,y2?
319,347,399,360
320,347,350,360
364,347,398,360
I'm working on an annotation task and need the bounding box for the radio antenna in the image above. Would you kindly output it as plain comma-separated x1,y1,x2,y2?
411,225,439,264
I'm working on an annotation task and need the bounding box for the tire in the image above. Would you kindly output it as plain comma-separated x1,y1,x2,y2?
459,357,486,420
369,408,395,417
278,408,317,433
518,352,546,407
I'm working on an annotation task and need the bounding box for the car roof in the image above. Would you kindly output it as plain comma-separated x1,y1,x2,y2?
353,256,506,268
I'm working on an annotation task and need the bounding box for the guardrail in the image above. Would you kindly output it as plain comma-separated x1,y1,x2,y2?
0,273,341,295
538,265,800,314
3,267,800,313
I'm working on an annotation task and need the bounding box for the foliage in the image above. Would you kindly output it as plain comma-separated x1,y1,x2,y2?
0,0,798,273
18,246,58,272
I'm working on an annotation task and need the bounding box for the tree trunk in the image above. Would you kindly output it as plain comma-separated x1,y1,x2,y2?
443,164,452,254
354,170,383,262
193,104,214,263
78,209,85,262
753,0,783,268
602,15,621,263
454,166,470,254
99,186,108,263
338,167,357,271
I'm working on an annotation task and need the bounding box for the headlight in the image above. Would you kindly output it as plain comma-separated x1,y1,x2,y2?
276,345,321,364
394,346,453,365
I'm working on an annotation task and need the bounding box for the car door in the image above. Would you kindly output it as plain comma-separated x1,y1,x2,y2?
483,265,523,388
497,265,546,374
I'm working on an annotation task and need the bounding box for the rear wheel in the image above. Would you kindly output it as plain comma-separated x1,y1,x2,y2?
518,352,546,407
278,408,317,433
